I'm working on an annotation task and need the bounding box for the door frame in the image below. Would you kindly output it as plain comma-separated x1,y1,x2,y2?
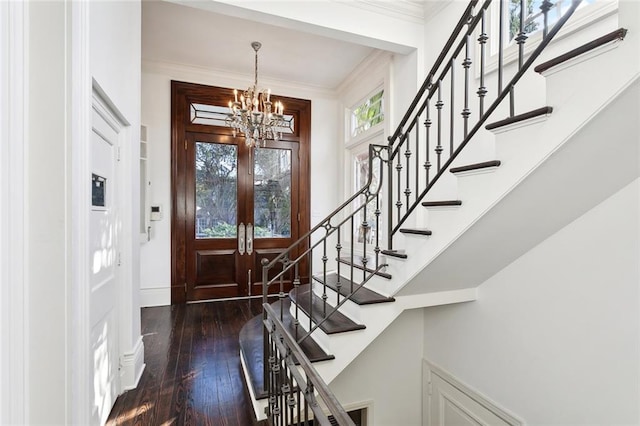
171,80,311,304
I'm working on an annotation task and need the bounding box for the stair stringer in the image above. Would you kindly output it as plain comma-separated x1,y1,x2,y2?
294,287,478,385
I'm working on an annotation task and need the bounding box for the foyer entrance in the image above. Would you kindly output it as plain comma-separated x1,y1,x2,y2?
171,81,311,303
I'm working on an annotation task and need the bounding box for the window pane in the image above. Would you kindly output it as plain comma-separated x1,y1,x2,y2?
254,148,292,238
191,102,295,134
195,142,237,238
351,90,384,138
507,0,596,43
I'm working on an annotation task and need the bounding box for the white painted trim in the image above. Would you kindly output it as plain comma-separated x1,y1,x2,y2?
69,1,92,424
120,336,145,391
240,349,268,421
422,359,524,426
337,0,425,24
395,288,477,310
1,1,29,424
140,287,171,307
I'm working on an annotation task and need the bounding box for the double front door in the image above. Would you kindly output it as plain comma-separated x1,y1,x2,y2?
172,81,311,303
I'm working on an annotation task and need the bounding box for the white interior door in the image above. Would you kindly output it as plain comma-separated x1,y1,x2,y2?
90,107,121,425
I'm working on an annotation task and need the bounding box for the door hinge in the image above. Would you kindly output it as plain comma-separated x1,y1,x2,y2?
184,282,187,293
117,146,121,162
117,252,122,266
184,140,187,150
297,212,301,222
428,380,432,396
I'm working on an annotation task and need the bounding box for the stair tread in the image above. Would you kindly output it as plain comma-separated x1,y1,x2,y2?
485,106,553,130
313,272,395,305
381,249,408,259
399,228,433,236
290,284,366,334
450,160,501,174
422,200,462,207
337,256,392,279
535,28,627,74
239,298,334,399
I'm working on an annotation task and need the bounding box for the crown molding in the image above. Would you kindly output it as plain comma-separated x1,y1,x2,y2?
333,0,426,24
142,59,338,98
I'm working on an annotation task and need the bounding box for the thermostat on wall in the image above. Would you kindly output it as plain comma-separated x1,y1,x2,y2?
150,205,162,221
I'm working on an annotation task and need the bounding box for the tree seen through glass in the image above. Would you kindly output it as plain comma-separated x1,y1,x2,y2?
195,142,238,239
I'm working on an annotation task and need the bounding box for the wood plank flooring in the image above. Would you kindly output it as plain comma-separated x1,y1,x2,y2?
106,298,265,426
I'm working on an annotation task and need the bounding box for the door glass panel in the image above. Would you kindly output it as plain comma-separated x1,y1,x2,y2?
195,142,237,239
254,148,292,238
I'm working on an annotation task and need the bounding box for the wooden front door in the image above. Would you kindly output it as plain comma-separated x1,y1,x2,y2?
172,81,310,303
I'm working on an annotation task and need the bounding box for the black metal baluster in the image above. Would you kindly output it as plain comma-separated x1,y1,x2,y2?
498,0,505,94
414,122,420,205
335,228,341,305
322,237,328,317
450,57,455,156
387,139,394,251
293,263,300,340
277,349,283,426
374,193,381,269
350,216,354,294
362,200,368,283
462,35,471,137
396,150,402,220
404,133,411,212
478,8,488,116
436,80,444,171
517,0,527,70
308,238,313,335
424,100,431,186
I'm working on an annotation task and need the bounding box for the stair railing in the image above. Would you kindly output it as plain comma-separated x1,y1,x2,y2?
264,303,356,426
260,143,387,425
259,1,584,423
386,0,583,250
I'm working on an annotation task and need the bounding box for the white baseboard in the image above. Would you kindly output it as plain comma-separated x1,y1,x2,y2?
140,287,170,307
120,336,145,392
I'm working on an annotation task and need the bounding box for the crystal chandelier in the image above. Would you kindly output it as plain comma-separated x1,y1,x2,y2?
226,41,286,148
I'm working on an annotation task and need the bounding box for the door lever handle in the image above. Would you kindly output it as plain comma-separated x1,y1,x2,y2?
238,222,245,255
246,223,253,255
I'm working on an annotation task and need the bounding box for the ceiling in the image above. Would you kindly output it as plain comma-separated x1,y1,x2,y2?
142,1,385,90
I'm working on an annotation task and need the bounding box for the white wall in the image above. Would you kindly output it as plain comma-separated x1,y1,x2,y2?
139,62,341,306
28,2,69,422
90,0,144,404
422,178,640,424
1,1,28,424
330,308,425,426
20,0,142,423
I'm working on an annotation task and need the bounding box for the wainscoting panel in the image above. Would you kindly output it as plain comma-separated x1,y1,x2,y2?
423,360,522,426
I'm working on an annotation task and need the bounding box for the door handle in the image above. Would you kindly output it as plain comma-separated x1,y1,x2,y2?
238,222,245,255
246,223,253,255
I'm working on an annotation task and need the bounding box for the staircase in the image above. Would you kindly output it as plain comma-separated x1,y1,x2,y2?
239,1,639,424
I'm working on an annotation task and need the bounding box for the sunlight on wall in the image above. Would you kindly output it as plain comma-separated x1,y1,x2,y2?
93,320,114,425
92,214,114,275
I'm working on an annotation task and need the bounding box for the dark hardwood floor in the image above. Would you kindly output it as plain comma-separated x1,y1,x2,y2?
107,298,265,426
